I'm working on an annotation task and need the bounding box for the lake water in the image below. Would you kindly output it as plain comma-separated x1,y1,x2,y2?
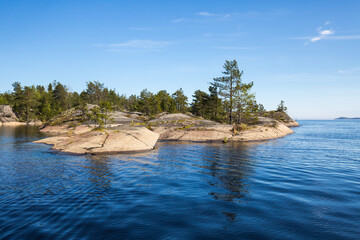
0,120,359,239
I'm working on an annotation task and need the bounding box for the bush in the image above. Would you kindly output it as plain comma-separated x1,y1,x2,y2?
233,123,248,135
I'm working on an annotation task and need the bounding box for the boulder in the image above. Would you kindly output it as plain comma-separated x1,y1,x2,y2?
0,105,26,126
34,128,159,155
0,105,17,122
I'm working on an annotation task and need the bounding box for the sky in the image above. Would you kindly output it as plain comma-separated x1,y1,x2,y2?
0,0,359,119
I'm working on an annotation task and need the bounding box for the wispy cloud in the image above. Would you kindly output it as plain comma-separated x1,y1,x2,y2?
338,67,359,74
197,12,216,17
290,22,360,44
213,46,260,50
290,34,360,42
197,11,231,18
93,40,173,52
172,18,184,23
310,23,335,42
329,35,360,40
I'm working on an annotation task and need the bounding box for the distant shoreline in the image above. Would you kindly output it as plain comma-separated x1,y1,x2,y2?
336,117,360,120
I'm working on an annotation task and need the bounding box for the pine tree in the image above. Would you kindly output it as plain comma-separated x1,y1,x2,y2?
190,90,209,117
213,60,243,124
276,100,287,112
172,88,188,113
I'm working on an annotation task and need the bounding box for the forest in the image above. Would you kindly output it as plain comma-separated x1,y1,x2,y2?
0,60,285,124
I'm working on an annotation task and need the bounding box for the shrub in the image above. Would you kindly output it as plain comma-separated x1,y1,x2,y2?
233,123,248,135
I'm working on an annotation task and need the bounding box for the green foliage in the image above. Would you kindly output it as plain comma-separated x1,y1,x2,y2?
172,88,188,113
0,61,277,125
87,101,114,129
212,60,259,124
258,104,266,113
190,85,226,122
233,123,248,135
213,60,243,124
0,92,12,105
276,100,288,113
191,90,209,117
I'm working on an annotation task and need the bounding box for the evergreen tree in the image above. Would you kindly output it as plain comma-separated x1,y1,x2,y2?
234,81,256,123
52,81,69,113
99,100,114,126
85,81,105,104
172,88,188,113
22,86,38,122
213,60,243,124
191,90,209,117
213,60,256,124
137,89,152,115
207,85,225,122
258,104,266,113
127,94,138,112
11,82,24,119
276,100,287,112
156,90,175,113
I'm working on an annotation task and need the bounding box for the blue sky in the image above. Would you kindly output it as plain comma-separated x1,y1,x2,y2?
1,0,359,119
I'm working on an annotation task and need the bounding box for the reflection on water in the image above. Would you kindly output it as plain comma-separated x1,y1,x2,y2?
1,122,360,239
84,156,112,199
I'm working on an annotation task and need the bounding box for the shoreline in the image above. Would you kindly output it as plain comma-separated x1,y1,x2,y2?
34,121,298,155
0,122,42,127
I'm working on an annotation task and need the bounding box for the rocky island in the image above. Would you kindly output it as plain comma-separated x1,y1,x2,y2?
336,117,360,119
34,105,299,155
1,60,300,155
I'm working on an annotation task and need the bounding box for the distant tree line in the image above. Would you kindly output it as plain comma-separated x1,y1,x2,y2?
0,60,287,124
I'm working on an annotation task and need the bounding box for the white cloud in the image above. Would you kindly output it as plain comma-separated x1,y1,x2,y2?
290,22,342,43
309,25,335,43
320,29,334,35
93,40,172,52
310,37,322,42
197,12,216,17
291,35,360,41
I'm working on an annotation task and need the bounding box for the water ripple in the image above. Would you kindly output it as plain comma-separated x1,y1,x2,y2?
1,121,360,239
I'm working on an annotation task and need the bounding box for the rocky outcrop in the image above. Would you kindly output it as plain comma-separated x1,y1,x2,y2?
259,111,300,127
35,111,299,155
34,128,159,155
0,105,42,126
0,105,24,126
149,113,297,142
42,104,143,128
231,124,294,141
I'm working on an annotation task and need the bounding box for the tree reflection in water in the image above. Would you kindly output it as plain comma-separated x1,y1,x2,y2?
200,142,257,203
83,155,113,200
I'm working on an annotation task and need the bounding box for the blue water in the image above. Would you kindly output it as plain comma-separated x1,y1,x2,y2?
0,120,359,239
